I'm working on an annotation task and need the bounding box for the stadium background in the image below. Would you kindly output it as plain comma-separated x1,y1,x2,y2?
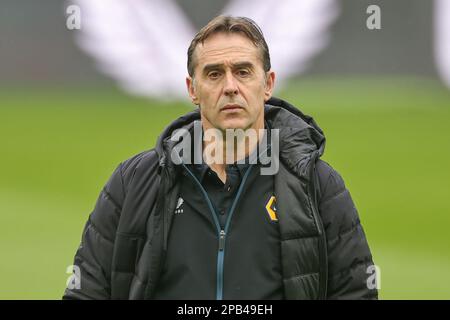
1,0,449,299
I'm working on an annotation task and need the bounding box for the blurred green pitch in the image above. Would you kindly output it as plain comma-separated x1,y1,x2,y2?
1,77,449,299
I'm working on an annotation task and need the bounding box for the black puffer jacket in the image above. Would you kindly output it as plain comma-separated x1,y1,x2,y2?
63,97,378,300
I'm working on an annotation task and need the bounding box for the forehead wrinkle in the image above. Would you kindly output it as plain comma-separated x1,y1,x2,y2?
197,46,261,71
199,46,255,60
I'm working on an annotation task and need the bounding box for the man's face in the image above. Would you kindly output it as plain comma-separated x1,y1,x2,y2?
186,32,275,132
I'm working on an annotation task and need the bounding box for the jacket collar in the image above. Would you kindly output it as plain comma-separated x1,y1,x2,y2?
155,97,326,179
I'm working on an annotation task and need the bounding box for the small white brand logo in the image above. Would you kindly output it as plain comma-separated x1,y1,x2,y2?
175,197,184,214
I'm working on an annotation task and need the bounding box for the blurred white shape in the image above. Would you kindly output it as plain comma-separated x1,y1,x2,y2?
72,0,339,100
435,0,450,88
74,0,194,99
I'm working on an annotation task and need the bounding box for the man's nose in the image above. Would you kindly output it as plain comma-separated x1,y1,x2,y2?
223,72,239,96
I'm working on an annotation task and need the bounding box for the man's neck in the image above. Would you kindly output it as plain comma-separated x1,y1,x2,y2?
202,124,264,183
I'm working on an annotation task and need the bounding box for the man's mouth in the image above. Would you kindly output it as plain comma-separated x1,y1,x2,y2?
220,104,243,112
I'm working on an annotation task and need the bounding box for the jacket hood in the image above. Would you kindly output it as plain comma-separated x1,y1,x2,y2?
155,97,326,178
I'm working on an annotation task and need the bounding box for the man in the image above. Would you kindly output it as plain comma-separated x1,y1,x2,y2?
63,15,378,300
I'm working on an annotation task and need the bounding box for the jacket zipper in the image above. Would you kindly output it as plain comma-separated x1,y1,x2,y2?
217,230,226,299
219,230,226,250
182,163,253,300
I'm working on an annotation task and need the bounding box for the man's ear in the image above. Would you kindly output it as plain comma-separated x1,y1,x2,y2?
263,70,276,102
186,76,199,105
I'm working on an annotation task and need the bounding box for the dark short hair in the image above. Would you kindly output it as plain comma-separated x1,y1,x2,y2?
187,15,271,77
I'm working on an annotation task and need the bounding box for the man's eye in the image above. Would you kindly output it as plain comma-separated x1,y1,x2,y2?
208,72,221,79
237,69,250,77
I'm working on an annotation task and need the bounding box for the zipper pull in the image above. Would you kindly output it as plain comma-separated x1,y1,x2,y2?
219,230,226,251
